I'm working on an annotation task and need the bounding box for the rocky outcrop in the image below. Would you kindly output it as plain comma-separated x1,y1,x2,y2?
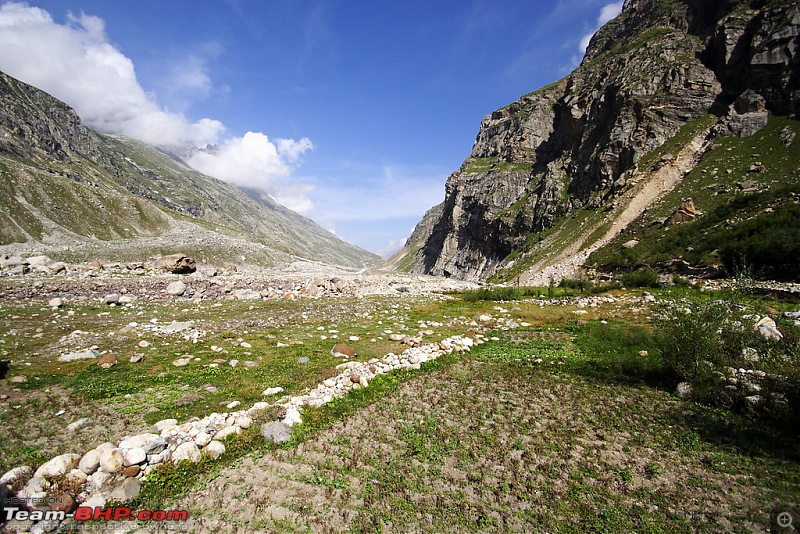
406,0,799,281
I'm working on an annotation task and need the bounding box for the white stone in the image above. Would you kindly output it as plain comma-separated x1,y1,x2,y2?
283,408,302,427
119,433,158,449
236,416,252,429
98,448,123,473
82,494,106,509
78,449,101,475
122,447,147,466
166,281,187,296
172,442,201,463
214,425,241,441
66,417,93,432
0,466,32,486
194,431,212,447
247,402,271,414
34,453,80,479
154,418,178,431
205,441,226,459
48,298,63,308
226,400,241,409
57,349,98,362
262,387,284,396
89,469,111,489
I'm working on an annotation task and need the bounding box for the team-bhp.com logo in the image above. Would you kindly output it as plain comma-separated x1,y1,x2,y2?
4,505,189,523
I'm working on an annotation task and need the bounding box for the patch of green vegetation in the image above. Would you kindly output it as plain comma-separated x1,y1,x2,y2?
465,156,497,173
590,115,800,280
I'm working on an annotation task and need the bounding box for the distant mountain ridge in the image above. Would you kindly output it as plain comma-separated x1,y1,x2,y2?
390,0,799,282
0,70,379,268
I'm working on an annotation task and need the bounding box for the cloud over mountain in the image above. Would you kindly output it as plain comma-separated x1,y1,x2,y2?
0,1,315,212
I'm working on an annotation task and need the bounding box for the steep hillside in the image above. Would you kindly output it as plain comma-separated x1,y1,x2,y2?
0,71,379,268
397,0,799,282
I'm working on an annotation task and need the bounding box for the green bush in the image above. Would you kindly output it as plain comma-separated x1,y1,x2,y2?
618,269,660,288
653,299,800,427
559,277,593,291
461,287,520,302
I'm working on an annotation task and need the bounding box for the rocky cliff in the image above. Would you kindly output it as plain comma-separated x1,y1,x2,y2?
0,71,380,268
402,0,799,281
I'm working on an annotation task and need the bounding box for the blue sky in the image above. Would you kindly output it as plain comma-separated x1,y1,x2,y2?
0,0,623,255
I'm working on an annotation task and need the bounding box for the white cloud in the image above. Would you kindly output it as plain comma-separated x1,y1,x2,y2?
187,132,316,214
0,2,317,214
579,1,623,52
277,138,315,162
0,2,223,146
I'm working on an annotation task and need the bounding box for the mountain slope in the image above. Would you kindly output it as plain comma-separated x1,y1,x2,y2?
396,0,799,282
0,70,379,268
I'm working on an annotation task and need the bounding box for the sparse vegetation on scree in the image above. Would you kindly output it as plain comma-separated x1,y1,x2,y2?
1,277,798,532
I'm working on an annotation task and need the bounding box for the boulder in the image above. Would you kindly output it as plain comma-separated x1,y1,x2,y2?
78,449,101,475
110,478,140,501
34,453,80,479
755,317,783,341
205,440,226,459
122,447,147,466
0,465,32,487
155,254,196,274
172,442,201,464
734,89,766,114
667,199,700,224
97,353,117,369
66,417,93,432
98,448,124,473
166,281,187,296
261,421,292,444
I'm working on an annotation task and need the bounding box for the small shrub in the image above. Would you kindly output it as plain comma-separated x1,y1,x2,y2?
461,287,520,302
559,277,593,292
653,299,800,427
618,269,661,288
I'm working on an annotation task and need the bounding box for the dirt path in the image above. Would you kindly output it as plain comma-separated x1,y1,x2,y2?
521,126,712,285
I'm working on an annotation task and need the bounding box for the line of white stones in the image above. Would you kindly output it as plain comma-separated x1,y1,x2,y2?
0,334,482,520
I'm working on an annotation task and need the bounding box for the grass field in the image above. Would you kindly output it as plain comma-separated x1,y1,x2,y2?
2,283,799,532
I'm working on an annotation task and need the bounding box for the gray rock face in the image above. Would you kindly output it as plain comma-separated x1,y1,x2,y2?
404,0,800,281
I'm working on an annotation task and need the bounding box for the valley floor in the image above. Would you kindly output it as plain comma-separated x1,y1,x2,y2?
0,265,798,532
